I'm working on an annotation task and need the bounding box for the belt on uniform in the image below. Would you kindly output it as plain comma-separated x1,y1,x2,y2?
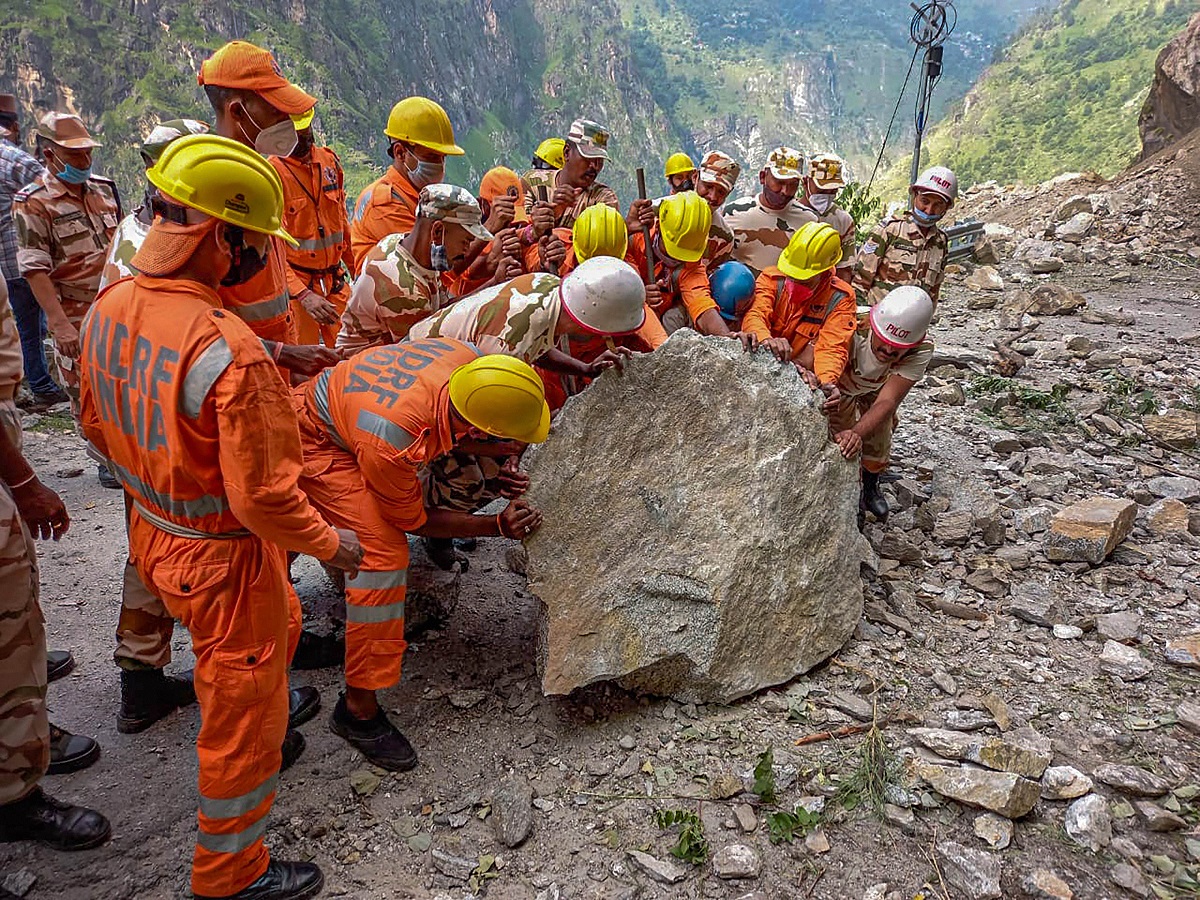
132,499,251,541
291,262,343,276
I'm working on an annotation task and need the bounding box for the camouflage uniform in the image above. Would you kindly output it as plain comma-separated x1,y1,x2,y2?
794,204,856,270
408,271,562,511
97,211,149,291
723,146,809,276
851,211,949,308
13,168,119,412
523,119,619,230
697,151,741,270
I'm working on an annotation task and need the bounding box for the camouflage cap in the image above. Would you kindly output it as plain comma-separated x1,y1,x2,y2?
567,118,610,160
764,146,804,181
699,150,741,193
418,183,493,241
808,152,847,190
36,112,102,149
142,118,210,163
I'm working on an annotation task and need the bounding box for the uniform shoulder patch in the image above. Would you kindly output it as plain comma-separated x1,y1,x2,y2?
13,183,46,202
860,240,879,256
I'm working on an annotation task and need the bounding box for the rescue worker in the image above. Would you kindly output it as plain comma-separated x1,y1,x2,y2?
796,153,855,281
738,223,857,398
269,106,354,348
455,166,530,295
853,166,956,308
13,112,120,486
338,184,491,353
709,261,756,330
406,258,645,567
828,286,936,521
199,39,341,382
78,133,364,900
520,137,565,197
663,152,698,194
524,118,619,229
723,146,810,276
0,290,109,850
695,150,741,271
293,342,547,770
99,119,211,290
349,96,464,273
626,191,733,337
1,93,67,410
98,119,210,734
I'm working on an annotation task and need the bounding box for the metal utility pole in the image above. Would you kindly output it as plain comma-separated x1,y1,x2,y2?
909,1,957,186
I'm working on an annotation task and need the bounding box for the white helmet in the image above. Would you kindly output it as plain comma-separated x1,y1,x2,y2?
869,286,934,348
912,166,958,204
559,256,646,335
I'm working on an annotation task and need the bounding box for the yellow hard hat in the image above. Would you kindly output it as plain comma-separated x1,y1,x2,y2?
534,137,566,170
291,107,315,131
147,134,297,246
658,191,712,263
385,96,464,156
664,152,696,178
777,221,842,281
572,204,628,263
448,354,550,444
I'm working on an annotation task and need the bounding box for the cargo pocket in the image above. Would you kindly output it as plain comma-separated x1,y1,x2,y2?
211,638,280,708
147,555,231,604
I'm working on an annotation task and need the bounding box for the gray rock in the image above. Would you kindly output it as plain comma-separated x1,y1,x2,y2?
1031,257,1064,274
1009,580,1058,627
973,237,1001,265
934,509,974,545
1054,195,1094,221
1044,497,1137,564
1028,283,1087,315
1053,624,1083,640
1099,641,1152,681
936,840,1002,899
1134,801,1186,832
1110,863,1150,897
1095,611,1141,643
1146,475,1200,502
1176,699,1200,734
526,332,865,703
491,775,535,848
431,848,478,881
711,844,762,879
878,532,924,563
965,266,1005,291
1056,212,1096,243
1022,868,1074,899
1041,766,1094,800
732,803,757,833
908,727,1051,778
1092,763,1171,798
1065,794,1112,851
627,849,687,884
0,870,36,899
913,761,1040,818
973,812,1013,850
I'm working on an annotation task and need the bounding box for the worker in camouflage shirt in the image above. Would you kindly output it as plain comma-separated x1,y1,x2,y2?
795,153,856,281
524,118,619,230
695,150,741,271
852,166,957,308
723,146,811,276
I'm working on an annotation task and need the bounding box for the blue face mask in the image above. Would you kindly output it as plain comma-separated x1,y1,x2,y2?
430,242,450,272
911,207,943,226
52,153,92,185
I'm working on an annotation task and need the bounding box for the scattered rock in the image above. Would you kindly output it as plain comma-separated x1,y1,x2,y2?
1099,641,1153,681
1064,794,1112,852
1146,475,1200,502
1054,195,1094,221
1110,863,1150,897
349,769,381,797
1176,699,1200,734
805,829,831,855
1056,212,1096,243
934,509,974,545
1165,633,1200,669
936,840,1002,900
1134,801,1186,832
431,848,478,881
1041,766,1094,800
1028,284,1087,315
908,727,1051,777
973,812,1014,850
1093,764,1171,798
1008,580,1059,627
711,844,762,880
1052,624,1083,640
1031,257,1064,274
966,266,1005,291
0,870,36,899
1044,497,1137,564
732,803,757,834
913,760,1040,818
973,237,1001,265
1095,611,1141,643
526,332,866,702
626,849,687,885
1022,868,1074,899
491,775,535,848
1142,410,1199,448
1148,498,1191,536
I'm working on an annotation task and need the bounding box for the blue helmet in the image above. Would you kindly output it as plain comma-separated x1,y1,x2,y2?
710,261,756,322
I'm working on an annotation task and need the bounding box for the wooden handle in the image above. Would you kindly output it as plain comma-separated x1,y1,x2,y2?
635,167,656,283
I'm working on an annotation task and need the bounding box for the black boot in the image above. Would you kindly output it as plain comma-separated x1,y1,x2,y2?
423,536,468,572
0,787,110,851
860,469,889,521
329,694,418,772
291,630,344,670
118,668,197,734
97,464,121,490
288,686,321,729
280,729,305,773
454,537,477,552
47,649,75,683
47,725,100,775
193,859,324,900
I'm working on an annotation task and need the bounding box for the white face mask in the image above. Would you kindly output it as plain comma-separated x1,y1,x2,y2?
237,104,299,158
808,194,834,215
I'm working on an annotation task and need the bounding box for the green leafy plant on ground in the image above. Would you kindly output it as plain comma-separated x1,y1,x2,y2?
967,374,1078,432
653,809,709,865
751,746,777,805
833,724,904,817
765,806,823,844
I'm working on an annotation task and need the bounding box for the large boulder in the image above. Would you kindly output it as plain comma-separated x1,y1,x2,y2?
1140,11,1200,159
524,331,866,703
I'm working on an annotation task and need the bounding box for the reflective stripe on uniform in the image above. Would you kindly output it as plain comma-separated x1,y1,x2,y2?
180,338,234,418
230,290,289,323
296,231,345,252
311,369,348,450
108,459,231,521
347,568,408,591
345,598,406,624
199,774,278,820
196,816,268,855
355,409,414,452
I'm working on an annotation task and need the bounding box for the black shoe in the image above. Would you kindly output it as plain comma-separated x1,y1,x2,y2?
0,787,110,851
423,536,468,572
97,464,121,490
20,387,70,413
47,724,100,775
289,686,320,729
117,668,197,734
454,537,477,552
329,694,417,772
860,469,889,521
280,729,306,773
47,649,76,683
193,859,324,900
290,630,343,670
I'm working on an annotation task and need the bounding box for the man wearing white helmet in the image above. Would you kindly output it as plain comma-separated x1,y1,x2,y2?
827,285,935,521
852,165,955,308
795,153,856,281
405,257,646,567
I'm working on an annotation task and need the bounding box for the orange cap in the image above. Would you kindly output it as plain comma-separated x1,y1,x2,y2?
198,41,316,116
478,166,529,223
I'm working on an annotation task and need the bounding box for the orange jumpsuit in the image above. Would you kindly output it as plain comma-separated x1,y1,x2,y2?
742,269,857,385
349,167,419,275
271,147,355,347
217,237,299,348
627,231,718,326
293,338,478,690
78,275,339,898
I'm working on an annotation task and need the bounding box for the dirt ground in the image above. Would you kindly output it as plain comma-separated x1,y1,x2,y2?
1,253,1199,900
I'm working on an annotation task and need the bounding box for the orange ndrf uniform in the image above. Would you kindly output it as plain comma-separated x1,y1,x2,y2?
293,338,479,690
78,275,339,898
216,237,299,350
349,167,419,275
